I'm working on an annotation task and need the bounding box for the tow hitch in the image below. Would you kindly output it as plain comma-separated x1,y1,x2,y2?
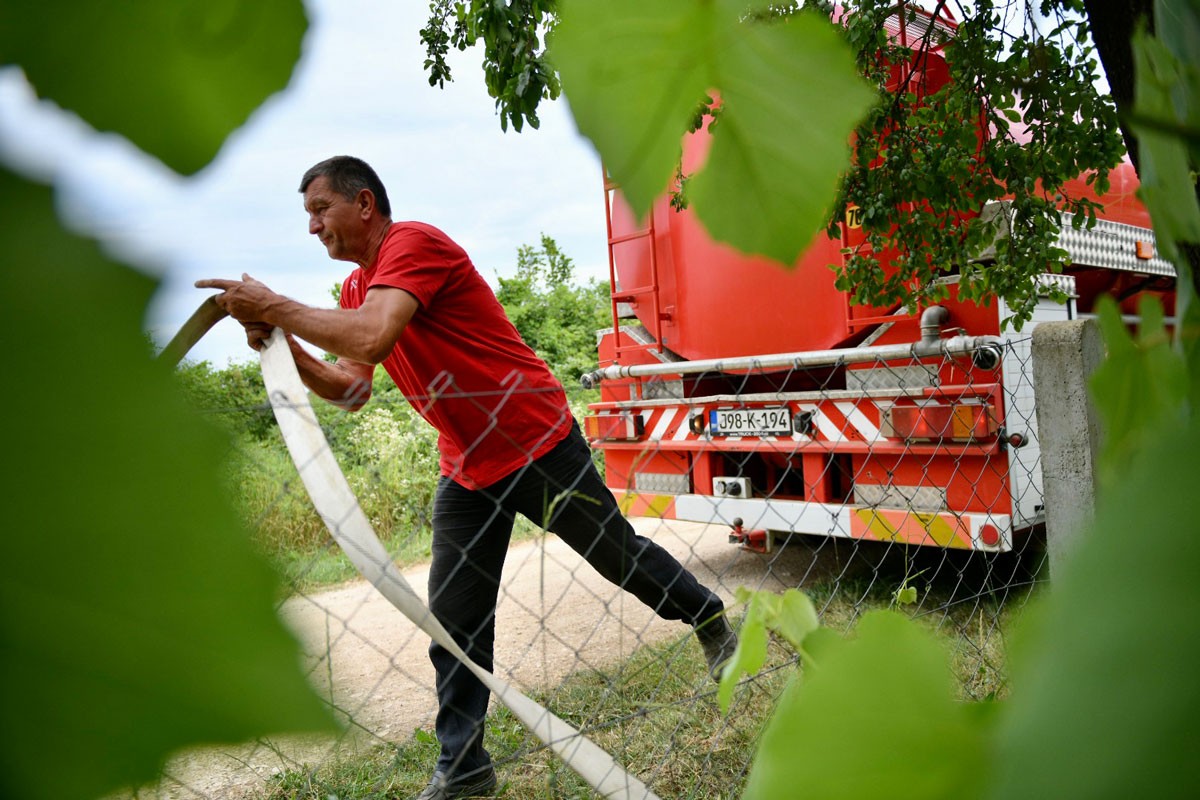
728,517,770,554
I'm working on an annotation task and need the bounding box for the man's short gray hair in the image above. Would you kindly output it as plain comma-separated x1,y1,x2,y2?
299,156,392,218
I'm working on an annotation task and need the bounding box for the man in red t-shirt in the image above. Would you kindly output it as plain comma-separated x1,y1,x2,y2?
198,156,734,800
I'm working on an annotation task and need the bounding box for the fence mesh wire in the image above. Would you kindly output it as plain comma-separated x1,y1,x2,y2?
147,335,1049,799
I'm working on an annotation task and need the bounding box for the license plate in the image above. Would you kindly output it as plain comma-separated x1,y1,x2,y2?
709,407,792,437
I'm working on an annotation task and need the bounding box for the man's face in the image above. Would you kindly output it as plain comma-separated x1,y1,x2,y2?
303,176,365,262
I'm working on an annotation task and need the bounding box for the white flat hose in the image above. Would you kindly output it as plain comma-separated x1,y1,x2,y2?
257,328,658,799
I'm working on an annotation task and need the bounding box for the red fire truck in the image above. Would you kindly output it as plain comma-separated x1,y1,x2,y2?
580,8,1174,554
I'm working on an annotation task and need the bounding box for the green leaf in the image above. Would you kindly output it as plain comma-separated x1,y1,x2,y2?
1129,28,1200,259
718,588,820,711
1089,296,1187,487
799,625,843,663
718,591,770,713
0,169,335,800
769,589,820,651
689,7,876,264
551,0,713,216
552,1,874,263
743,611,988,800
988,421,1200,799
0,1,306,174
1149,0,1200,171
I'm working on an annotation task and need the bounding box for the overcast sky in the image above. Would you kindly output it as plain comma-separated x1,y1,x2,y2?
0,0,609,366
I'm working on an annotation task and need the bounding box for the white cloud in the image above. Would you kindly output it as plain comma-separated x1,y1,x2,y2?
0,0,608,366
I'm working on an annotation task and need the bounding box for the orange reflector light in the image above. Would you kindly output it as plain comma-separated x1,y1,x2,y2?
885,403,997,442
584,412,644,442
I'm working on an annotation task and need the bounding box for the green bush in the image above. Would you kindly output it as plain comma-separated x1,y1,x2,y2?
175,359,274,439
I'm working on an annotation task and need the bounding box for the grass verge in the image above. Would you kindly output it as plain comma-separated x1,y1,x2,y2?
248,570,1025,799
254,621,793,800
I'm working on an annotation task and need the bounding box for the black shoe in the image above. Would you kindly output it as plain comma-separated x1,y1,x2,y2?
695,614,737,681
413,767,498,799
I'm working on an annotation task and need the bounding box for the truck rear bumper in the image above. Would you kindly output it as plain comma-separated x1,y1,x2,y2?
618,492,1012,552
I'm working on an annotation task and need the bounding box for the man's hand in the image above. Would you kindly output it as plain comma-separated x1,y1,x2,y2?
195,274,280,324
242,321,275,352
196,274,282,351
197,274,417,365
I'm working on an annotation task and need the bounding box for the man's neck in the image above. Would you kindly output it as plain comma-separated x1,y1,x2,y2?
357,218,393,270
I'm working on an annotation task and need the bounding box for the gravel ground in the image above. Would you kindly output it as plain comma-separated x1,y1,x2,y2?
139,518,828,799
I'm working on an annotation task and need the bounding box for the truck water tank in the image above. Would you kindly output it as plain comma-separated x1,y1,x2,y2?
610,196,870,361
608,112,891,362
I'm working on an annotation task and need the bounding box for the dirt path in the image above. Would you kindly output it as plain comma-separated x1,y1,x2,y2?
148,519,824,799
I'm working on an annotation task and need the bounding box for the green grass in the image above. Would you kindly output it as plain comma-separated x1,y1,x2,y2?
253,621,795,800
246,569,1029,800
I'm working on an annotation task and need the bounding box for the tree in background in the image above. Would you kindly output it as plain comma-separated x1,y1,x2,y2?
828,0,1124,325
495,234,610,387
421,0,560,132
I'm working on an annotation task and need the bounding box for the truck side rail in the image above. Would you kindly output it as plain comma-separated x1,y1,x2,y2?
581,331,1003,388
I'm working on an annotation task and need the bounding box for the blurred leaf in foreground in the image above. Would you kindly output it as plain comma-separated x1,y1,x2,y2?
0,0,307,175
988,417,1200,799
0,169,335,800
1089,295,1187,488
743,610,989,800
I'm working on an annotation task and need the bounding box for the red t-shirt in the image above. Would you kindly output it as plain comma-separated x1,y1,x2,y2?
339,221,573,489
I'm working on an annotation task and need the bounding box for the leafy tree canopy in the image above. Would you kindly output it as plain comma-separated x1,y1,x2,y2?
421,0,561,132
831,0,1125,326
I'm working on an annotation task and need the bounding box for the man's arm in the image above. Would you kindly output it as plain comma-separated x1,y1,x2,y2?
195,274,419,365
286,333,376,412
234,320,374,410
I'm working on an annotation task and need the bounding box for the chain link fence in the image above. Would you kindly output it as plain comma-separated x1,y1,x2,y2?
146,334,1051,799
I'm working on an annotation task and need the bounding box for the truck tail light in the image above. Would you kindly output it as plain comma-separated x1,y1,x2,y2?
884,403,997,443
584,412,645,441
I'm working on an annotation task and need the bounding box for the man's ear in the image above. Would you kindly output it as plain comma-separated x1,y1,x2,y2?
356,188,375,219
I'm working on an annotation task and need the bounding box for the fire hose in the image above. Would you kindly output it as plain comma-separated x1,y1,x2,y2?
162,303,659,800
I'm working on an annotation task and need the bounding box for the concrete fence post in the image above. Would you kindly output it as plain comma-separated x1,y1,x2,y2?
1030,319,1105,579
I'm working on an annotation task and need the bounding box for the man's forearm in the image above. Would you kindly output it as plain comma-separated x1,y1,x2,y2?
261,297,394,364
287,335,372,411
196,275,414,365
